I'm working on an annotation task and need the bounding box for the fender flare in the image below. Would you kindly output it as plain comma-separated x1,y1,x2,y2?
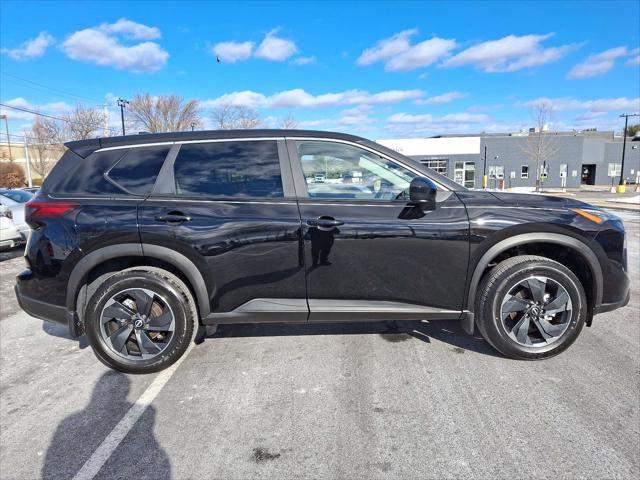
465,232,603,312
66,243,210,316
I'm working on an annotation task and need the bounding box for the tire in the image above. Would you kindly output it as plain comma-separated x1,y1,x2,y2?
475,255,587,360
85,268,197,374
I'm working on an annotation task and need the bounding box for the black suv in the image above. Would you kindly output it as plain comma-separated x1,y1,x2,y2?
15,130,630,373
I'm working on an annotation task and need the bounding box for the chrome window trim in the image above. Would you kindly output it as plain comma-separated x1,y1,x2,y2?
92,135,449,191
95,137,285,152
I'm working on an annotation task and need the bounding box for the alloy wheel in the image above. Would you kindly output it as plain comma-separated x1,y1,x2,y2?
99,288,175,360
500,275,572,347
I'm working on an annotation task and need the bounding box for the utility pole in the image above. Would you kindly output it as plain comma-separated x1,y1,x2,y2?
0,114,12,162
482,145,487,189
23,133,33,188
619,113,639,192
117,98,129,136
191,122,196,131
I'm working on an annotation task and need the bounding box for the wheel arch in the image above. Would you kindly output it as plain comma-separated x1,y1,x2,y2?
66,243,210,321
466,233,603,314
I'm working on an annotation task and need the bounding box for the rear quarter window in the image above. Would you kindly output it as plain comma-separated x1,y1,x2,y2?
108,146,170,195
53,149,126,195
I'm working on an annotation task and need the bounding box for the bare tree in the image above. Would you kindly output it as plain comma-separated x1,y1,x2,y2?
520,102,558,192
27,117,57,177
128,94,201,133
63,104,107,140
210,104,261,129
280,114,299,129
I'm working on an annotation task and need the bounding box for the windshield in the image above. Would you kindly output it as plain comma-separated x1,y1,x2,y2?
0,190,34,203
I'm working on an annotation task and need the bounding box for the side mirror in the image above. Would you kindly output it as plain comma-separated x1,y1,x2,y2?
409,177,437,210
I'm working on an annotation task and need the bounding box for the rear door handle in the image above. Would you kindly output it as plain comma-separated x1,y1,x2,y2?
155,213,191,224
306,217,344,228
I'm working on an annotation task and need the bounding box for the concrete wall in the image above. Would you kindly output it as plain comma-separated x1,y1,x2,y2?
383,134,640,189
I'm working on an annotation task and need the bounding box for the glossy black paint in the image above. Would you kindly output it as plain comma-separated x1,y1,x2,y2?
14,129,630,337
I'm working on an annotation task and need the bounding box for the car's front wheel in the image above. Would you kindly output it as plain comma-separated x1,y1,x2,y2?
85,269,197,374
475,255,587,360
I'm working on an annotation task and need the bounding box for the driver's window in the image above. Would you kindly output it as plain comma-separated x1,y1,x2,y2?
296,140,416,200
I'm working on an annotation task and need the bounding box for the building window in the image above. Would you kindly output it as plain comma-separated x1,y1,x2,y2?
521,165,529,179
489,165,505,179
608,163,622,178
454,161,476,188
420,158,448,175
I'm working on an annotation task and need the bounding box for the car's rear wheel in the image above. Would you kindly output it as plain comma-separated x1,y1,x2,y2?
85,269,196,373
475,255,587,360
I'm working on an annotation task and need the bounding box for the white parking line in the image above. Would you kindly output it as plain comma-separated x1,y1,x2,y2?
72,346,192,480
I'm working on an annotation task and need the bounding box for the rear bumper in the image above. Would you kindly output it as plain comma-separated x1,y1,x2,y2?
15,273,81,337
15,285,67,324
595,288,631,315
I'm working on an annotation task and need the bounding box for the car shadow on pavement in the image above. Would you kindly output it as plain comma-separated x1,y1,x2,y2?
0,246,24,262
42,371,170,480
205,319,501,358
42,322,89,348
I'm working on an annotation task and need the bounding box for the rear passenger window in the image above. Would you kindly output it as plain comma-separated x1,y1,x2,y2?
173,141,283,198
108,146,170,195
54,149,125,195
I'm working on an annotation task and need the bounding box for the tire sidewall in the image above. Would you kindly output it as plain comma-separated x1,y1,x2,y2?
485,261,586,359
85,272,192,373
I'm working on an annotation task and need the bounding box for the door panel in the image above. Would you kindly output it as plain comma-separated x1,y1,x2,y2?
138,139,307,321
288,138,470,316
138,199,306,318
298,195,469,314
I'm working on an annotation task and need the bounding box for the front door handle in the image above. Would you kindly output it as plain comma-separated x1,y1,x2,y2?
306,217,344,228
155,212,191,224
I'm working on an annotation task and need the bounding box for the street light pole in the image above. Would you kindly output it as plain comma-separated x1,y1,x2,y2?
619,113,639,189
0,114,12,162
117,98,129,136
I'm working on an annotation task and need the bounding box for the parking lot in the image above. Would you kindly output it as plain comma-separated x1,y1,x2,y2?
0,209,638,480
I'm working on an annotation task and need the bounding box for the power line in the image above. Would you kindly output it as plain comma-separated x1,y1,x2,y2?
0,72,108,105
0,102,120,134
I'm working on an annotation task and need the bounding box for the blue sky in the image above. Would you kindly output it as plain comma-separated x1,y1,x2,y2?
1,0,639,139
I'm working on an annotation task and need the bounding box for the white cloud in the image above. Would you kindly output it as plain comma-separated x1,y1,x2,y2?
518,96,640,112
442,33,576,72
61,20,168,73
416,91,468,105
212,41,254,62
100,18,161,40
567,46,628,79
1,31,55,60
357,29,456,71
387,112,489,124
628,55,640,66
203,88,424,109
385,111,491,136
0,97,73,121
357,29,417,65
255,28,297,61
292,55,316,65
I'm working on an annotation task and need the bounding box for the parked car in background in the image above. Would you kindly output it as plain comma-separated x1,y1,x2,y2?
0,188,33,239
15,130,630,373
0,205,23,250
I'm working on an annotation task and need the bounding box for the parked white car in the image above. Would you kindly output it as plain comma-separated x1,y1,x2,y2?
0,188,33,239
0,205,23,250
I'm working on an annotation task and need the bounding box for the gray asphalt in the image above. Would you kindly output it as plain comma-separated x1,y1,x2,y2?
1,210,638,479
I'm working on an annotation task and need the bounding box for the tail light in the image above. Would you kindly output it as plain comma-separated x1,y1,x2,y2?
25,200,79,220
